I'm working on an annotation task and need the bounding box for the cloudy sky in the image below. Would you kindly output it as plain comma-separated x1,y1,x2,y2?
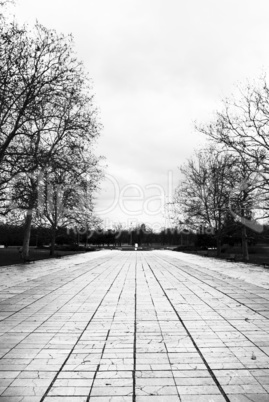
13,0,269,230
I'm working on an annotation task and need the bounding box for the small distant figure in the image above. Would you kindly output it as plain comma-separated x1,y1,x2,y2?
135,243,138,251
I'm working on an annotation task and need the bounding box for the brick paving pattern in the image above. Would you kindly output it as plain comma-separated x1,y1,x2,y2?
0,250,269,401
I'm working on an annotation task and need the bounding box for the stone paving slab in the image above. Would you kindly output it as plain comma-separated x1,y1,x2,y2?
0,250,269,401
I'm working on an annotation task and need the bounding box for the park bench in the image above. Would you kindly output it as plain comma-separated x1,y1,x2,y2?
226,253,236,262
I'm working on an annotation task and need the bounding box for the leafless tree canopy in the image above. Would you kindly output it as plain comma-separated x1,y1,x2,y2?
0,5,103,257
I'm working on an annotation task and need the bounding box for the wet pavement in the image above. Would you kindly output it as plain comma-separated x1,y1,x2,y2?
0,250,269,402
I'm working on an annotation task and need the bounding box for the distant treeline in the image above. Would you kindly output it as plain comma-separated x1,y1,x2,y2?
1,222,268,249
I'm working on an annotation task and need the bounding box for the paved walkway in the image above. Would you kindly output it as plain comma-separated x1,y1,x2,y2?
0,250,269,402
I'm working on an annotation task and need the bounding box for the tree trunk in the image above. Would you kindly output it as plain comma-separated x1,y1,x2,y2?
241,201,249,262
50,225,56,256
216,236,221,257
22,210,33,259
242,225,249,261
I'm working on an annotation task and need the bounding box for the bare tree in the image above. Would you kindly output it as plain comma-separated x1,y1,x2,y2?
0,21,88,175
198,77,269,180
38,157,101,255
196,78,269,258
174,146,238,257
1,22,102,258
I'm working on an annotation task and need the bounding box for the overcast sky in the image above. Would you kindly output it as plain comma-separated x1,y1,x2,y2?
13,0,269,230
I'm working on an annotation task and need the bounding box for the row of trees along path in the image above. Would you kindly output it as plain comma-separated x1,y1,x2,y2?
173,77,269,261
0,1,102,258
